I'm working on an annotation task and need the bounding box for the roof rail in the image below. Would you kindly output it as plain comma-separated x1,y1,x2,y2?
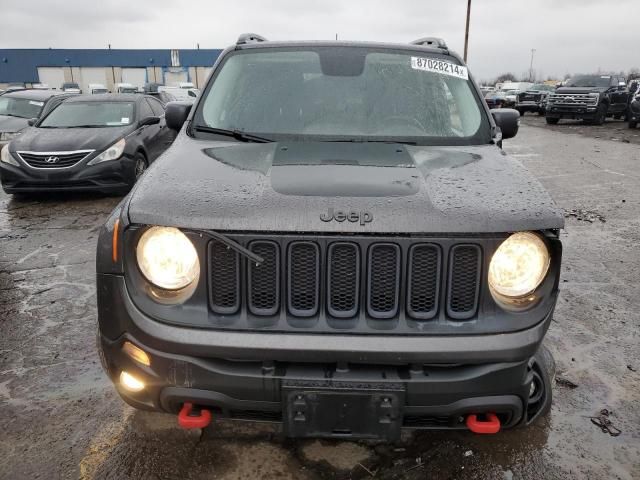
236,33,268,45
410,37,448,49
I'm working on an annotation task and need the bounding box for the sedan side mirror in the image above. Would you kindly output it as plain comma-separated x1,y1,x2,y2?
491,108,520,140
165,102,193,131
139,116,161,128
27,118,37,126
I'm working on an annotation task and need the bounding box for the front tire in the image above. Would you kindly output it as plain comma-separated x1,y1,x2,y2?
133,153,148,182
630,120,638,129
593,104,607,125
546,117,560,125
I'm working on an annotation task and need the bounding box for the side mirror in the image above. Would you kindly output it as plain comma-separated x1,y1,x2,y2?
139,116,160,128
491,108,520,140
27,118,37,126
165,102,192,131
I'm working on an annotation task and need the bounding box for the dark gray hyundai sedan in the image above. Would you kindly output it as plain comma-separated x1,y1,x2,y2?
96,34,563,440
0,94,175,195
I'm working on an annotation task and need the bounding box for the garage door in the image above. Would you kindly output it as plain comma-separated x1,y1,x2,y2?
164,70,188,87
37,67,65,89
121,68,147,88
78,67,108,93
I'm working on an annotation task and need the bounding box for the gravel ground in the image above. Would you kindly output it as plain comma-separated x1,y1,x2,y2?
0,120,639,480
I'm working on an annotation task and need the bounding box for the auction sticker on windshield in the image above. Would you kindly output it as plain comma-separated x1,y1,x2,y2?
411,57,468,80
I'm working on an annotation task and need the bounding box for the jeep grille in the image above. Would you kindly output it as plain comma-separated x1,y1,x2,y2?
207,234,484,332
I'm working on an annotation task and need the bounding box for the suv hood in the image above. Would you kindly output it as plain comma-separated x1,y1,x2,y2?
128,137,564,234
555,86,606,95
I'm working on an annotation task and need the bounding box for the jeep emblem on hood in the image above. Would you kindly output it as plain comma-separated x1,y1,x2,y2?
320,208,373,225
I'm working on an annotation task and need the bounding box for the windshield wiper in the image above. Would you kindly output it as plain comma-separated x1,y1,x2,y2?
193,125,273,143
0,113,27,119
207,230,264,265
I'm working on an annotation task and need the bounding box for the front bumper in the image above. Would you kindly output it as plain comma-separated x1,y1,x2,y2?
0,154,136,194
516,101,544,112
546,104,599,119
98,274,555,438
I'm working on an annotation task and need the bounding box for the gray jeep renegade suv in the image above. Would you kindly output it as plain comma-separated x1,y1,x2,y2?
96,34,563,440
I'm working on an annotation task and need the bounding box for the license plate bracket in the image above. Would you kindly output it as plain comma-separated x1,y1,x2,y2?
283,381,404,440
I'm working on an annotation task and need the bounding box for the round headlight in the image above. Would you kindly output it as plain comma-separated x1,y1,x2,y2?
488,232,550,298
136,226,199,290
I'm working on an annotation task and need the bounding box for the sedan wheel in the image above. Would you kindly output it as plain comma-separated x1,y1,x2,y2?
134,155,148,180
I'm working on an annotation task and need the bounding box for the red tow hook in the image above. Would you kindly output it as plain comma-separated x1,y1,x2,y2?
178,402,212,429
466,413,501,434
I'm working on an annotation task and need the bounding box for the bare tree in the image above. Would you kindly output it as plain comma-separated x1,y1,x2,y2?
495,72,517,83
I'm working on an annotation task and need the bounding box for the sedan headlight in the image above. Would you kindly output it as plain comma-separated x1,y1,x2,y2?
0,144,20,167
488,232,550,299
0,131,21,142
136,226,199,290
87,138,126,165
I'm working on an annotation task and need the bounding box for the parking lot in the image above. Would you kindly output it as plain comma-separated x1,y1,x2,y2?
0,118,639,479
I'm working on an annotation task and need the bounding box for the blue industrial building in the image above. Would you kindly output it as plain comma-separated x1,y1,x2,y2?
0,48,223,90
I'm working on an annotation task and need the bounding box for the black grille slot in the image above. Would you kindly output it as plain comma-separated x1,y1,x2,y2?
248,241,280,316
18,151,91,168
208,240,240,314
407,244,440,320
367,243,401,319
403,415,451,428
288,242,320,317
447,245,481,320
327,243,360,318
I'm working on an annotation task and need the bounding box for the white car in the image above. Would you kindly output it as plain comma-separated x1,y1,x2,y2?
115,83,138,94
88,83,109,94
157,86,200,102
61,82,81,93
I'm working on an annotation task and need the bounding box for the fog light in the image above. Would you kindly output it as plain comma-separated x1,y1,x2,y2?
120,371,145,392
122,341,151,366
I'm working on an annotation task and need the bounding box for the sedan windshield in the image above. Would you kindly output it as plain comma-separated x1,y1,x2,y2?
194,47,490,145
40,102,135,128
566,75,611,88
0,96,44,118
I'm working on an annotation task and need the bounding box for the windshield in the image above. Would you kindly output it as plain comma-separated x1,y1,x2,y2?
194,47,490,145
566,75,611,88
39,102,135,128
0,96,45,118
531,84,552,91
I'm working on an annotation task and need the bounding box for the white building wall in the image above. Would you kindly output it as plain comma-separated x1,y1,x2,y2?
121,68,147,88
36,67,65,89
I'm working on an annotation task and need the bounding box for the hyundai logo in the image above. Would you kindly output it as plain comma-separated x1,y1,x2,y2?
44,156,59,164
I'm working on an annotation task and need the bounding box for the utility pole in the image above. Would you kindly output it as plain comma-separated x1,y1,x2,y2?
529,48,536,81
463,0,471,62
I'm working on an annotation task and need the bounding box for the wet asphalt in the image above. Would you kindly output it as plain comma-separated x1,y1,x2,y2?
0,119,639,480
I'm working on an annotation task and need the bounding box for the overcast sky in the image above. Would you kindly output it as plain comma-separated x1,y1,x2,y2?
2,0,638,81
